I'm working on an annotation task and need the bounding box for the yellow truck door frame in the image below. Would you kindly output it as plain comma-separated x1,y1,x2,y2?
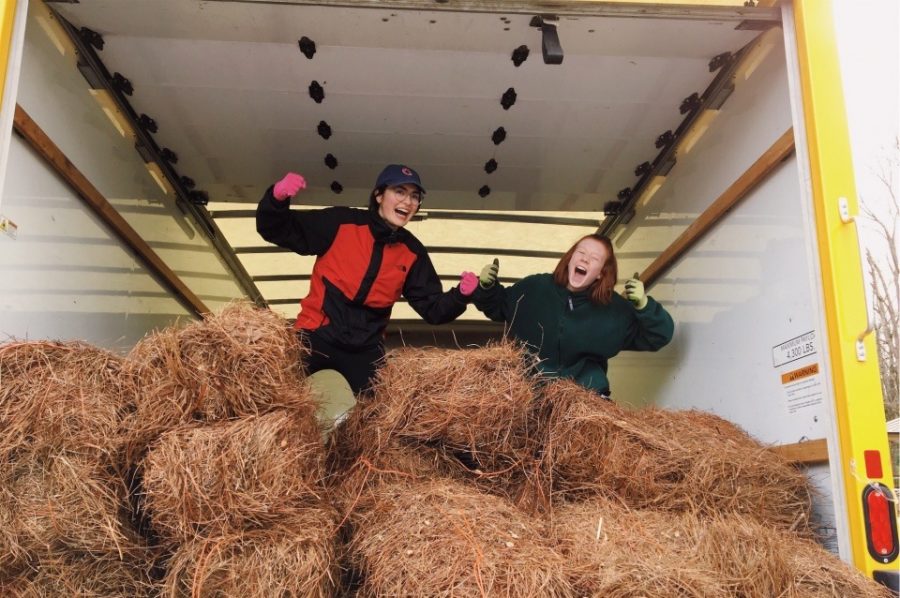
0,0,17,99
790,0,898,583
0,0,26,206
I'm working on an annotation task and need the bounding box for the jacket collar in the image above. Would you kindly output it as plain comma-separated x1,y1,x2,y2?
555,281,591,306
368,203,403,243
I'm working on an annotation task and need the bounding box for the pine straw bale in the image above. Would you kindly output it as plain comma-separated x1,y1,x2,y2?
551,498,892,598
325,397,549,521
121,302,315,462
0,449,144,575
541,380,688,500
328,437,457,517
325,399,469,518
550,497,728,597
0,551,156,597
792,544,896,597
324,398,391,483
324,406,466,595
325,397,469,489
646,406,814,533
695,516,895,598
457,453,552,516
348,479,574,597
368,341,543,472
141,409,325,545
0,340,125,460
160,507,339,598
542,380,813,532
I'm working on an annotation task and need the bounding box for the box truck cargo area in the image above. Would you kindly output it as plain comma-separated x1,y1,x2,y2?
0,0,895,587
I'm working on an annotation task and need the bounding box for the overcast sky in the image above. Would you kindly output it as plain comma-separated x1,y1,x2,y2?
832,0,899,225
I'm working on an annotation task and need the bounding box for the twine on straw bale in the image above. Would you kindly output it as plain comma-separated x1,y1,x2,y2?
0,551,155,598
160,508,339,598
542,380,813,532
325,399,468,519
334,438,471,524
368,341,543,472
141,409,325,545
325,391,548,522
324,398,390,482
0,341,125,461
348,479,574,598
120,302,316,462
0,449,144,575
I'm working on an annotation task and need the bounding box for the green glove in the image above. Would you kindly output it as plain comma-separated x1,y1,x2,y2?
480,258,500,289
624,272,648,310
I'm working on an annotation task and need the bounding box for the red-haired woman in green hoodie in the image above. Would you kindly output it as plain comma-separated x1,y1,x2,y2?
473,233,674,399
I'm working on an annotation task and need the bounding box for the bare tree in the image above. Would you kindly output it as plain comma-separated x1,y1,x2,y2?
861,138,899,422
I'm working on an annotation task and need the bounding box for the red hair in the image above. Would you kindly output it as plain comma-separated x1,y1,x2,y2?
552,234,617,305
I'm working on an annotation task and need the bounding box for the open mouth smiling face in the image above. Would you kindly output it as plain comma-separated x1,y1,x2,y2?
377,184,421,229
566,238,608,292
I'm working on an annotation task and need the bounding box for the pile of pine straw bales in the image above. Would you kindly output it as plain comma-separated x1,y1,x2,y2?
0,340,153,596
0,302,893,597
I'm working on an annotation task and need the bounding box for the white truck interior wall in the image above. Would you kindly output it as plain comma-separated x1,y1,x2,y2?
0,3,244,350
0,135,190,350
609,37,825,443
610,29,838,552
607,36,839,551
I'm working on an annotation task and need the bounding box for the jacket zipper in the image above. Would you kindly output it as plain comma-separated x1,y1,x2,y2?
353,239,385,304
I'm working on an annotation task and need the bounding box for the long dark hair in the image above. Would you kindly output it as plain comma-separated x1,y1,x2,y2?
552,234,617,305
368,185,387,211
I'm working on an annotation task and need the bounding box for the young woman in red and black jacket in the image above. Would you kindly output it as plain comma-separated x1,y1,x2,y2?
257,164,478,396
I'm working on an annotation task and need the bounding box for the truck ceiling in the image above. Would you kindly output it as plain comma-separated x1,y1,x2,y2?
47,0,771,320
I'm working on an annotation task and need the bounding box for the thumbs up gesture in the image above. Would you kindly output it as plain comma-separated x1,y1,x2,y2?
480,258,500,289
624,272,647,309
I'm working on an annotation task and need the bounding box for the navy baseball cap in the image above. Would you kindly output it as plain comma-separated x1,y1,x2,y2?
375,164,426,194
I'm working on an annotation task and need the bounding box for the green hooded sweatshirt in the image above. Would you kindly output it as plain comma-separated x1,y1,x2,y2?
474,273,674,395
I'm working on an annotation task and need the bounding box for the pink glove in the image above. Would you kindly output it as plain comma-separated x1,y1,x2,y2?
273,172,307,201
459,271,478,296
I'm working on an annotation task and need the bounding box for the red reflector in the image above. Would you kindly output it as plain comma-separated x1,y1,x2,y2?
864,450,883,479
866,487,896,557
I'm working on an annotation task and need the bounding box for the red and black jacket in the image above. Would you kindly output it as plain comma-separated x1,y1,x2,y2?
256,187,469,349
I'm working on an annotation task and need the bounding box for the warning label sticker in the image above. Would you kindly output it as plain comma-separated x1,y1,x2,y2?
781,363,823,414
781,363,819,384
